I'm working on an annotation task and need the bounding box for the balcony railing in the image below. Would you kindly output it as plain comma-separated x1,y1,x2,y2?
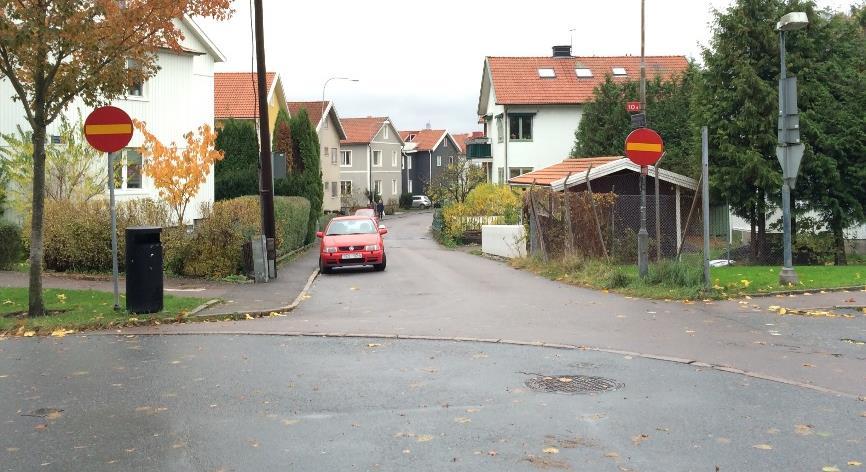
467,139,491,159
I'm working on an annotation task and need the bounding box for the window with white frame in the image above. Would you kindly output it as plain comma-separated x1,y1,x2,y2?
407,180,413,193
508,114,533,140
332,182,338,197
496,116,503,143
340,150,352,166
392,150,398,167
372,150,382,167
330,148,338,165
401,156,405,170
497,167,505,183
126,59,144,97
112,148,142,190
340,180,352,196
444,138,449,148
322,146,327,162
374,180,382,195
323,115,329,129
383,126,389,139
436,155,441,167
407,156,412,169
449,156,454,165
391,179,397,195
508,167,534,179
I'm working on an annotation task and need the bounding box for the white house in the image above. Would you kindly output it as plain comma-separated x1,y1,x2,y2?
0,16,224,223
474,45,689,184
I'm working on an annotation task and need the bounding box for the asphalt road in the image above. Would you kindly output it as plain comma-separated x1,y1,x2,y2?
2,335,864,471
141,212,866,398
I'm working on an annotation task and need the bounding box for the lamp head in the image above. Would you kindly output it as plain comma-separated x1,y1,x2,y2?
777,12,808,31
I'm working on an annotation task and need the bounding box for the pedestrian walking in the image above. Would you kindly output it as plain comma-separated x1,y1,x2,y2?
376,200,385,221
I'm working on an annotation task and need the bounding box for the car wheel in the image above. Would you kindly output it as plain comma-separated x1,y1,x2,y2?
319,257,331,274
373,254,387,272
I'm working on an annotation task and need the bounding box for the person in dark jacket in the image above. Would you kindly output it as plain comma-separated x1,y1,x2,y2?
376,200,385,221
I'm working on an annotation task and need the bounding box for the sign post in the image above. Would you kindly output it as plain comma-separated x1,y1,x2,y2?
84,106,134,310
624,128,664,278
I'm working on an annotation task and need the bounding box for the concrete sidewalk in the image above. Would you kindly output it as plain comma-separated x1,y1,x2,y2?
0,247,319,316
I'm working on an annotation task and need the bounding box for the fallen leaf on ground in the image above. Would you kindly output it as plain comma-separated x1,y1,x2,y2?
604,452,620,459
794,424,813,436
848,461,862,466
367,343,382,348
454,417,471,424
631,434,649,446
50,329,74,338
716,437,731,444
557,377,573,383
350,287,359,291
753,444,773,450
281,419,299,426
822,467,840,472
244,314,254,320
33,424,47,431
543,447,559,454
23,331,36,337
416,434,433,442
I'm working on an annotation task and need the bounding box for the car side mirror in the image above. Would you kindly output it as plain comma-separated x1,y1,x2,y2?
315,231,324,238
378,226,388,235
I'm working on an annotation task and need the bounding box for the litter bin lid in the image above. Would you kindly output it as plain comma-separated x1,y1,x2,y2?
125,226,162,235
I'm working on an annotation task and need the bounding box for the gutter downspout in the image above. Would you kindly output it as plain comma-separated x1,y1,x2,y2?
429,150,433,194
503,106,508,185
368,144,372,203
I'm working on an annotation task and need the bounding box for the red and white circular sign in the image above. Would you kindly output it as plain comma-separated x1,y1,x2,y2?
624,128,664,166
84,106,134,153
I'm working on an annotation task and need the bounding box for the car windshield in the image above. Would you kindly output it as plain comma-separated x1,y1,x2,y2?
326,219,377,236
355,209,375,216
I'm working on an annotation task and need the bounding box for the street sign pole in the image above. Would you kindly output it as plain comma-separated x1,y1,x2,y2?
624,128,663,278
107,151,120,310
638,165,649,277
778,28,799,285
701,127,711,288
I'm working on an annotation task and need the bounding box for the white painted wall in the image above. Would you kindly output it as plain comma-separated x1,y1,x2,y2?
482,224,527,258
0,18,218,224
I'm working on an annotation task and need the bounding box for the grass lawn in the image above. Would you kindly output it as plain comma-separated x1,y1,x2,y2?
0,287,205,335
712,265,866,294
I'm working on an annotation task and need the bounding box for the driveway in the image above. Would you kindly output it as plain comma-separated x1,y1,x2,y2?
137,212,866,397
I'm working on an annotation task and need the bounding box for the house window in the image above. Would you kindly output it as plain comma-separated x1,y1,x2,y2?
401,156,405,170
126,59,144,97
407,156,412,169
50,135,62,145
112,148,142,190
496,116,503,143
436,155,441,167
575,68,593,78
612,67,627,76
509,167,533,179
392,150,398,167
323,116,329,129
497,167,505,183
509,114,533,141
406,134,416,142
331,182,338,197
340,150,352,166
322,146,327,162
407,180,413,193
383,126,389,139
372,150,382,167
391,179,397,195
374,180,382,195
449,156,454,165
340,180,352,196
444,138,449,148
330,148,338,165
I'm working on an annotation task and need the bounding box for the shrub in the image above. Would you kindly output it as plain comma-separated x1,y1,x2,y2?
0,222,22,269
645,260,703,287
215,166,258,201
442,184,521,240
399,193,413,209
214,119,259,200
385,198,398,215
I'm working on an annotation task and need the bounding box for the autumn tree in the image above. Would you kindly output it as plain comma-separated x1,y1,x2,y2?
272,109,293,171
134,121,224,224
427,157,487,204
0,0,232,315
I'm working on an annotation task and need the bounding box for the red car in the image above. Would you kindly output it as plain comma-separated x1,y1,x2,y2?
354,208,379,227
316,216,388,273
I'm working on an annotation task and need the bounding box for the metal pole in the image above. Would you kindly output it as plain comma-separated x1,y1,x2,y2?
701,127,711,288
253,0,276,276
640,0,646,113
637,0,649,277
654,154,663,261
778,29,798,284
108,152,120,310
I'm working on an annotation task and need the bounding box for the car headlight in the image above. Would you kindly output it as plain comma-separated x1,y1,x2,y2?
364,244,380,251
324,247,337,253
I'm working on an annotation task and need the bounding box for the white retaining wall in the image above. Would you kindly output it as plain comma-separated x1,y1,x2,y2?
482,225,527,259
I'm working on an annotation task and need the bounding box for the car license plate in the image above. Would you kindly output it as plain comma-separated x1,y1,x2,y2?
342,253,363,260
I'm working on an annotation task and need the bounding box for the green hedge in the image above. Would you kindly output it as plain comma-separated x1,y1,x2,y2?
30,196,310,278
0,222,22,269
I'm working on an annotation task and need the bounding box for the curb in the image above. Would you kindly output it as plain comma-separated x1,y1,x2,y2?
735,285,866,299
276,243,316,265
188,268,320,320
97,330,862,400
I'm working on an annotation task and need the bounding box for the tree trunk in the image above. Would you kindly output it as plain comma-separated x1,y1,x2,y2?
831,211,847,266
28,123,47,317
749,202,757,262
757,197,767,264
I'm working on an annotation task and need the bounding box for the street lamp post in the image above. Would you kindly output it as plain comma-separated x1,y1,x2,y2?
321,77,359,122
776,12,808,285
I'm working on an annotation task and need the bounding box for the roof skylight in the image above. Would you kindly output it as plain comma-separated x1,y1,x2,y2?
575,68,593,78
612,67,627,76
538,68,556,78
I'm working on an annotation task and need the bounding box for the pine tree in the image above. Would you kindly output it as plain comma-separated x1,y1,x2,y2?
214,119,259,200
272,109,293,171
285,110,323,243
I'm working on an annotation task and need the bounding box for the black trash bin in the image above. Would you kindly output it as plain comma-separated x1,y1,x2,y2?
125,226,163,314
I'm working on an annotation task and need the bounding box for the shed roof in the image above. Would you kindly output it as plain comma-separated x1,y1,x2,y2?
509,157,698,191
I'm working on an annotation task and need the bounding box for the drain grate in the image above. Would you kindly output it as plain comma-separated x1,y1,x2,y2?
525,374,623,394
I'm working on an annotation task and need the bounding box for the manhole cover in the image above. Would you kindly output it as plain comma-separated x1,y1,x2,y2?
525,375,623,394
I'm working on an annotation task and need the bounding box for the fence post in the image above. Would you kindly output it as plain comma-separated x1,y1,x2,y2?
528,179,547,260
654,154,664,261
701,126,711,288
584,165,609,261
676,173,702,260
562,172,574,255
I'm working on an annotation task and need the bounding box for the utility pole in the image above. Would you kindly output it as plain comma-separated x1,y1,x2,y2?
637,0,649,277
253,0,276,276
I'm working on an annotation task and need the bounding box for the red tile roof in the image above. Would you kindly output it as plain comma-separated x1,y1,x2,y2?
286,101,327,129
214,72,276,119
449,133,471,154
487,56,688,105
399,129,447,152
341,117,389,144
508,157,622,186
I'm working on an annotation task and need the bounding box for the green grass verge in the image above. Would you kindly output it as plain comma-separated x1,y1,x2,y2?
0,287,205,335
712,265,866,294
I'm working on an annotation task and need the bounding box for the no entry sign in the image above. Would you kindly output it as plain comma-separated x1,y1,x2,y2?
624,127,664,166
84,106,133,153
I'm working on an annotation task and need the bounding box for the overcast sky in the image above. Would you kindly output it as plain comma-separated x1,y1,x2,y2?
198,0,853,133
